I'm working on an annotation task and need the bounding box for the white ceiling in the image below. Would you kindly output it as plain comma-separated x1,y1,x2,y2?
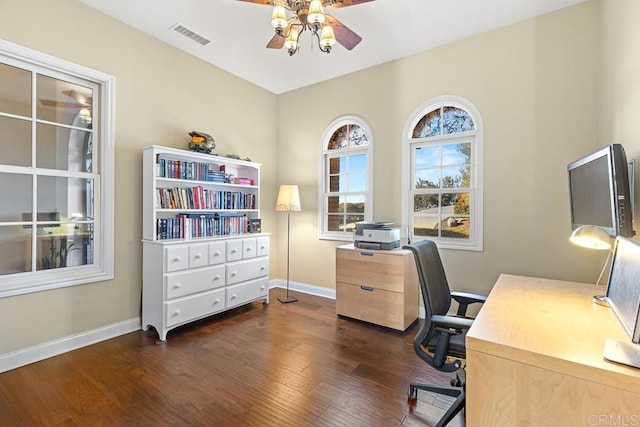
78,0,586,95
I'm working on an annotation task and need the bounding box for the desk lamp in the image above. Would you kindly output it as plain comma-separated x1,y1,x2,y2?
569,224,613,305
276,184,301,303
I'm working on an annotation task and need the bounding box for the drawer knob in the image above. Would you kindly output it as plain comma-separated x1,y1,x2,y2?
214,251,220,257
173,309,181,316
213,275,220,281
360,285,374,292
260,266,265,271
231,294,237,300
173,256,181,262
231,249,237,254
246,248,251,251
195,254,202,259
214,299,220,305
174,283,181,289
231,272,237,277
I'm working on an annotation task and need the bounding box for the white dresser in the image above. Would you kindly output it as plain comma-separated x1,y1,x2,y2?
142,235,269,341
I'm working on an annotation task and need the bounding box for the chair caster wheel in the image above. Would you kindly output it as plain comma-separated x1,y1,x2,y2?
407,385,417,406
450,374,463,387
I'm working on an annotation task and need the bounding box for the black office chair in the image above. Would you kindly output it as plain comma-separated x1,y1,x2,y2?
403,240,486,427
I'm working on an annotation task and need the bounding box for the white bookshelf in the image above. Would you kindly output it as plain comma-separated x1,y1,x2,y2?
141,145,269,341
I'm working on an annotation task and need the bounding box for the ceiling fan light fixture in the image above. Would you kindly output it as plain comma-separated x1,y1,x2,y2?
307,0,326,25
320,24,336,49
284,28,299,55
271,5,288,33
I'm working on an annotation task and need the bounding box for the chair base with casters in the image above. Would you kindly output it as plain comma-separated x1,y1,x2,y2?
403,240,486,427
407,381,465,427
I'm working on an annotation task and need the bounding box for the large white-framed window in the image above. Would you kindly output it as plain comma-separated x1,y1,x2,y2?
402,96,483,251
318,116,372,241
0,39,115,298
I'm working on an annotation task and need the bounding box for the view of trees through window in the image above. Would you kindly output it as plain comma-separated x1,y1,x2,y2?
321,119,371,239
411,105,475,241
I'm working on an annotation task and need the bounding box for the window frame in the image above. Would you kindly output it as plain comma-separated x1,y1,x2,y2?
318,115,373,241
0,39,115,298
402,96,483,251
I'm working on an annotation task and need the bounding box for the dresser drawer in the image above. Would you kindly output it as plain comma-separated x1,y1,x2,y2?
336,248,405,292
227,240,243,261
336,282,407,330
208,241,226,265
226,257,269,285
165,264,226,300
188,242,209,268
242,238,257,259
257,236,269,257
164,288,226,327
226,277,269,308
165,245,188,272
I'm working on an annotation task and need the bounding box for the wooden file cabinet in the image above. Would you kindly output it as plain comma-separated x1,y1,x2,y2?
335,244,419,331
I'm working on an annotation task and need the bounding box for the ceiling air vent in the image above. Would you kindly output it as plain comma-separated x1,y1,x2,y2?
170,23,211,46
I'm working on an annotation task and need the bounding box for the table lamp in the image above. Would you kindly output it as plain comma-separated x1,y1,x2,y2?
276,184,301,303
569,224,613,304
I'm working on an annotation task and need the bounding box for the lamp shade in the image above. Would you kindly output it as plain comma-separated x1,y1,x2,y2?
569,225,612,250
276,185,302,212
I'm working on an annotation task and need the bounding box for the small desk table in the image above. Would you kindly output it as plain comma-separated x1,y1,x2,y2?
466,274,640,426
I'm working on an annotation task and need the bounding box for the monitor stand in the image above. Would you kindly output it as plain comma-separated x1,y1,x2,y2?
592,295,609,307
603,338,640,369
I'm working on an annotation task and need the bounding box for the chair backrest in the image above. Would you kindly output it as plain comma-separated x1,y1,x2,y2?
404,240,452,318
404,239,464,372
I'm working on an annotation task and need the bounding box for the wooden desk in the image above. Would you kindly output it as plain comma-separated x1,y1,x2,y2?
466,274,640,426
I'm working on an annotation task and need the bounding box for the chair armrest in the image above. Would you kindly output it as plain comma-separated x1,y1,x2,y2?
451,291,487,317
432,314,473,331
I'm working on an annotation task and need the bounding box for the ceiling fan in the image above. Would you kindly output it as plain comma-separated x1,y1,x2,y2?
237,0,375,55
39,89,92,110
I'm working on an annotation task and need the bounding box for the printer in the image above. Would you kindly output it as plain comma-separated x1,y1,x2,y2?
353,222,401,250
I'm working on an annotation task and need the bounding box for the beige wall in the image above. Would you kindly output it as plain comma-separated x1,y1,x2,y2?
277,1,604,296
1,0,638,361
600,0,640,228
0,0,278,354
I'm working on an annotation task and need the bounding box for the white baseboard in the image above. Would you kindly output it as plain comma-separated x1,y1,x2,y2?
269,279,336,300
0,317,140,373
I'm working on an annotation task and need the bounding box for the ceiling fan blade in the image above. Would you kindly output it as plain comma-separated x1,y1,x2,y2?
39,99,86,109
325,15,362,50
266,33,286,49
62,90,92,106
326,0,376,10
236,0,273,5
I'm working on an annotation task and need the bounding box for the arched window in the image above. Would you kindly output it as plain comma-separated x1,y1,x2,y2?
318,116,372,240
402,96,483,251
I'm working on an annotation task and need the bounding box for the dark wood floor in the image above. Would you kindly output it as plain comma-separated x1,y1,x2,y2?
0,288,464,426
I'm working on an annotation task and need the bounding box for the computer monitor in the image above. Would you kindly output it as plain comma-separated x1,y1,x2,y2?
603,236,640,368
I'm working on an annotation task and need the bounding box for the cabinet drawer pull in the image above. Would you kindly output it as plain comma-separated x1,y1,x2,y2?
213,275,220,281
246,247,252,252
213,251,220,257
173,309,181,316
230,294,237,300
214,299,220,305
360,285,374,292
173,256,181,262
231,272,237,277
231,249,237,254
174,283,181,289
360,252,374,257
194,254,202,259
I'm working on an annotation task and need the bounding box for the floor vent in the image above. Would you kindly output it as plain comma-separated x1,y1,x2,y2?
170,23,211,46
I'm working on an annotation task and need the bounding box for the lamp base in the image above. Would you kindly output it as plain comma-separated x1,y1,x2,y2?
278,295,299,304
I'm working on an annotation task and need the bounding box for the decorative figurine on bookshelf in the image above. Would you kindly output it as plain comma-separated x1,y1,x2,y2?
188,130,216,154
